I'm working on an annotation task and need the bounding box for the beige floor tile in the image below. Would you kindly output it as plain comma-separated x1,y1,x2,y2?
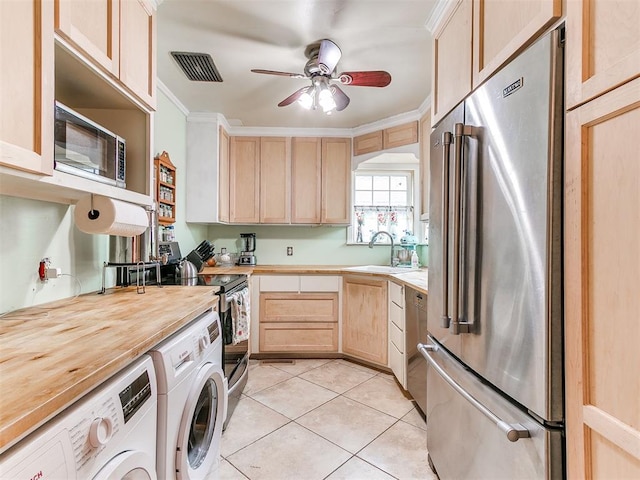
358,421,434,480
325,456,396,480
205,458,248,480
298,360,376,393
220,396,290,457
226,423,351,480
296,396,396,454
242,364,292,396
344,375,414,418
332,358,384,374
267,358,332,376
251,376,338,419
401,405,427,431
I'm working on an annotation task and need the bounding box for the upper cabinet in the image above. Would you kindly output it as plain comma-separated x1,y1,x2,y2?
0,0,54,175
353,122,418,157
229,136,261,223
55,0,156,109
565,0,640,109
259,137,291,224
1,0,156,208
419,109,431,220
472,0,561,88
291,137,322,224
321,137,351,224
431,0,561,126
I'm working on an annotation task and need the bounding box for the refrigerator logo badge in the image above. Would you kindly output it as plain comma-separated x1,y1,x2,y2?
503,77,524,97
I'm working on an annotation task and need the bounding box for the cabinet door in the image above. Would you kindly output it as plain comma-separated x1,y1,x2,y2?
260,137,290,223
431,0,472,126
291,137,322,223
472,0,561,88
55,0,119,76
566,0,640,109
0,0,54,175
120,0,156,108
382,122,418,149
353,131,383,156
321,137,351,224
342,275,388,365
229,136,260,223
565,78,640,479
218,127,230,222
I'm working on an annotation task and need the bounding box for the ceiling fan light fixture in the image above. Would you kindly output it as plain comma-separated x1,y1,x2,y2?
298,88,314,110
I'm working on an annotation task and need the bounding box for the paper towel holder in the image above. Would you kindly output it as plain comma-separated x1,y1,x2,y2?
88,194,100,220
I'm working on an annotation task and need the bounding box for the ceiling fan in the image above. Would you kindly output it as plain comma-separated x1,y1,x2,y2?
251,39,392,114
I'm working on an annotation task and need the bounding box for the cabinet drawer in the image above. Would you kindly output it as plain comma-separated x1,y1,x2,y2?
389,281,404,307
299,275,340,292
390,302,405,331
389,341,405,388
390,320,404,353
259,322,338,352
259,275,299,292
260,293,338,323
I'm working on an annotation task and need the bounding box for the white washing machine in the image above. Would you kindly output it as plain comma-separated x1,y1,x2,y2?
149,308,227,480
0,355,158,479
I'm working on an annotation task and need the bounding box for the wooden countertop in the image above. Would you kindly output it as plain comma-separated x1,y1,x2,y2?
0,285,218,454
199,265,428,294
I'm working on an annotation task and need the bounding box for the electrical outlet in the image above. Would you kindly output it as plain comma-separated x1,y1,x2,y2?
46,268,62,279
287,246,293,256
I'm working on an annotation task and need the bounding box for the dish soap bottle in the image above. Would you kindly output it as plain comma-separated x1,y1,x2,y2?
411,250,419,268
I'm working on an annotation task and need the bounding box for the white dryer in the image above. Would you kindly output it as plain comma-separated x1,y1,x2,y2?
149,308,227,480
0,355,158,479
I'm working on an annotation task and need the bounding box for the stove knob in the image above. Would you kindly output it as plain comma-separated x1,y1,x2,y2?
89,417,113,447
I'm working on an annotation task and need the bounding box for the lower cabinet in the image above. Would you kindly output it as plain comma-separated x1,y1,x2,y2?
388,281,406,388
342,275,388,366
259,293,338,352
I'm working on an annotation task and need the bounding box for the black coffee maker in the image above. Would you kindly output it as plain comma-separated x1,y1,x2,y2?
238,233,256,265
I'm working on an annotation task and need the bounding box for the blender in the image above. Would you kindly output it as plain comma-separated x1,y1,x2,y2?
238,233,257,265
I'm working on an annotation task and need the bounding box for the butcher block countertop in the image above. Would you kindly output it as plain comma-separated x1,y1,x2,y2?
0,285,218,454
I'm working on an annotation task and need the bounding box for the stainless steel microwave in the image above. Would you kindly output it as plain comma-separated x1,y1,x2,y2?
54,102,126,188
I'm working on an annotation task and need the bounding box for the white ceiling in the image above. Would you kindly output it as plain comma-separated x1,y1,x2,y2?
156,0,438,129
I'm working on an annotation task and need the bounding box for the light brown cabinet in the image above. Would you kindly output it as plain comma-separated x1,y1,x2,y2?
342,274,388,366
564,77,640,479
431,0,473,126
352,122,418,157
472,0,561,88
0,0,54,175
229,136,261,223
260,137,291,223
432,0,560,127
321,137,351,224
259,293,339,352
291,137,322,223
565,0,640,109
55,0,156,109
353,131,383,156
419,109,431,220
218,127,230,223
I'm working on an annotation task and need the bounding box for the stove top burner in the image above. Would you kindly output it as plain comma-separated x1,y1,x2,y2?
160,271,246,292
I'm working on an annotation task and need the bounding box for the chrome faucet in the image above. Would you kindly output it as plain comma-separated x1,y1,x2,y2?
368,231,396,266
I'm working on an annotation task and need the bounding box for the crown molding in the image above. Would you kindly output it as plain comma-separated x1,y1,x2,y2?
425,0,457,34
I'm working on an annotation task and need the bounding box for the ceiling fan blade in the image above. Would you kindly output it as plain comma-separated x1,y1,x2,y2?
317,39,342,75
278,87,309,107
330,85,350,111
338,71,392,87
251,69,306,79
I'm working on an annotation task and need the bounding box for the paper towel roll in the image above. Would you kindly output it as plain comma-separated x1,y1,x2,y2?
74,195,149,237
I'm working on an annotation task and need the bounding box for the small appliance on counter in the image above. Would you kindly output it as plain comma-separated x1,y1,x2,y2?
395,231,418,266
238,233,257,265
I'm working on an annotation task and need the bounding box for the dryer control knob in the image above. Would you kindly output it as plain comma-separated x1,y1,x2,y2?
199,335,209,351
89,417,113,447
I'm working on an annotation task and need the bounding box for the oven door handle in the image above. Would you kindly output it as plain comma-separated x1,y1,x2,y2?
418,342,530,442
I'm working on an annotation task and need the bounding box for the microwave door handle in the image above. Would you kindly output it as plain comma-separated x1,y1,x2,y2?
441,131,452,329
418,342,530,442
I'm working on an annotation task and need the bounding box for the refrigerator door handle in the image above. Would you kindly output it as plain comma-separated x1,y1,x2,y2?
441,131,453,329
451,123,472,335
418,342,530,442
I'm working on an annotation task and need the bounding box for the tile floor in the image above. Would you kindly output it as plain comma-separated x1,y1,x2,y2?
206,359,437,480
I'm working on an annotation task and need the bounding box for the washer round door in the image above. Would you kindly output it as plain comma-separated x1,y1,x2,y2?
175,362,226,480
92,451,156,480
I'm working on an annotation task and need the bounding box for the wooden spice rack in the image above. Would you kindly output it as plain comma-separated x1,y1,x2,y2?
155,151,176,225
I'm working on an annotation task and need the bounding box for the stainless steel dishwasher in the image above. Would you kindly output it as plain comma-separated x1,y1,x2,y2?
405,287,428,416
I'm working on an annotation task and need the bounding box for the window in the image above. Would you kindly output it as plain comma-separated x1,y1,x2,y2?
352,172,414,244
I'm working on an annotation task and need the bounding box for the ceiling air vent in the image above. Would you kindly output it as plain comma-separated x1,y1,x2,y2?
171,51,223,82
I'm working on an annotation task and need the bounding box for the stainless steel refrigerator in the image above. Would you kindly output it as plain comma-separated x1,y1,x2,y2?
421,26,565,479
